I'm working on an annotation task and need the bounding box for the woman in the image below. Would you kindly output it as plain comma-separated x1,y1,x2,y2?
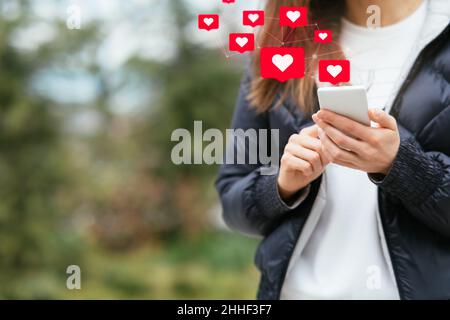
216,0,450,299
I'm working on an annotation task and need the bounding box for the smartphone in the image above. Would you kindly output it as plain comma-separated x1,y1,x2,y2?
317,86,370,126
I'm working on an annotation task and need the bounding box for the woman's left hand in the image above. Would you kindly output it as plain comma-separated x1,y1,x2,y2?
312,108,400,175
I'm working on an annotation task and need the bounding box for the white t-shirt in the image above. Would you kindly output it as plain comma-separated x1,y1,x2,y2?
281,1,428,299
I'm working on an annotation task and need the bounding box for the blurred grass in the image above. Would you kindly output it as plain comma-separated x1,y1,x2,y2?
10,232,259,299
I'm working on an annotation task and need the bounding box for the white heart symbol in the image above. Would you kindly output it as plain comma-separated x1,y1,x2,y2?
318,32,328,40
235,37,248,47
286,11,301,22
203,18,214,26
248,13,259,23
272,54,294,72
327,65,343,78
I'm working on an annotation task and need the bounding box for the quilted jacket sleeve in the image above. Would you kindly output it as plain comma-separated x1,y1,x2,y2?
215,72,308,237
371,124,450,237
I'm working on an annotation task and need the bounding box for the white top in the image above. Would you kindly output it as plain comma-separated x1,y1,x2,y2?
281,0,428,300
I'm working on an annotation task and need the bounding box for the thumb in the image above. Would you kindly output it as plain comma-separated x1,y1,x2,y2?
369,108,397,130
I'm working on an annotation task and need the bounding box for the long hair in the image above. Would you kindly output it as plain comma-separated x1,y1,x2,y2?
248,0,347,113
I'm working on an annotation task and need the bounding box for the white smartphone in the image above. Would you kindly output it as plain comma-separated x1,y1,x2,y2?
317,86,370,126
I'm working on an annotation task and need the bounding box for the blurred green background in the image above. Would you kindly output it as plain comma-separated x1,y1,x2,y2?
0,0,261,298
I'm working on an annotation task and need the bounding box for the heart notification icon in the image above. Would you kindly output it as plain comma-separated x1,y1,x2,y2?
198,14,219,31
318,60,350,85
279,7,308,28
314,30,332,43
261,47,305,82
243,10,265,27
229,33,255,54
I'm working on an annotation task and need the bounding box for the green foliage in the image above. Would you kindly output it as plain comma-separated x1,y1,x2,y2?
23,232,258,299
0,0,258,299
0,8,84,297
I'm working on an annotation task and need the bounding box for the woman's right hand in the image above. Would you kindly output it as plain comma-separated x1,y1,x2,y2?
277,124,329,202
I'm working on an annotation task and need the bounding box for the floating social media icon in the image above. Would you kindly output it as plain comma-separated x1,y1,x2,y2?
314,30,332,43
243,10,264,27
198,14,219,31
229,33,255,54
318,60,350,85
261,47,305,82
279,7,308,28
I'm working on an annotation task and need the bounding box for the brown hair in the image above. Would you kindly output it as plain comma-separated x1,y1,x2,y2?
248,0,347,114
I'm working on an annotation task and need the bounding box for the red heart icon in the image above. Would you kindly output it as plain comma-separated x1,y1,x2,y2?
314,30,332,43
198,14,219,31
243,10,265,27
229,33,255,54
279,7,308,28
318,60,350,85
261,47,305,82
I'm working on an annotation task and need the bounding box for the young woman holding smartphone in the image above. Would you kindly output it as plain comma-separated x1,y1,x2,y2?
216,0,450,299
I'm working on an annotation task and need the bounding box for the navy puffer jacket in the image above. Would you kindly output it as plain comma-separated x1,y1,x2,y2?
216,19,450,299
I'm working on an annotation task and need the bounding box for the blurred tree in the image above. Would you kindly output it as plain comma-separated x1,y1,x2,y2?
0,0,257,299
0,1,97,297
113,0,243,239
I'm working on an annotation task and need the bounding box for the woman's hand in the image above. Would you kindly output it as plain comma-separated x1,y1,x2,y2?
312,108,400,175
278,125,329,201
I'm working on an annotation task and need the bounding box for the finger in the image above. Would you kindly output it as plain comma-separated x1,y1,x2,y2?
313,116,364,153
300,124,319,138
283,153,313,175
318,130,334,165
320,143,333,166
285,143,323,172
319,129,356,164
368,108,397,130
290,133,328,166
290,133,321,153
309,137,330,166
332,157,360,170
319,148,331,166
317,109,372,141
